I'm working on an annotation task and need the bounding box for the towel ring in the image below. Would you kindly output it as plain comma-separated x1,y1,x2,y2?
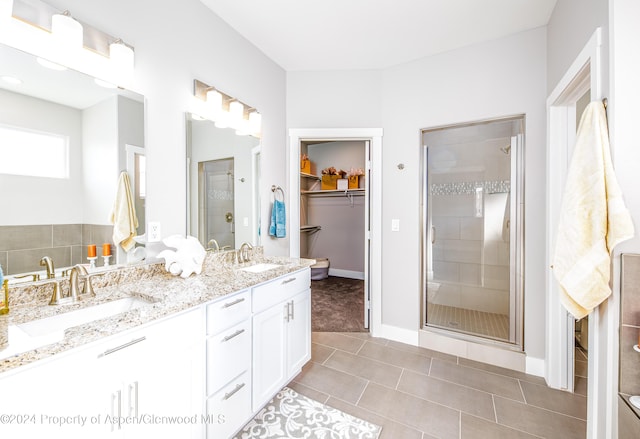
271,185,285,202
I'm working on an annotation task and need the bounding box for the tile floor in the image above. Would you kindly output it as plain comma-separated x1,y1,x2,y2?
292,332,587,439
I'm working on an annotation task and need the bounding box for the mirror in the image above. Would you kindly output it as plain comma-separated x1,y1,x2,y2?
186,113,261,250
0,43,145,277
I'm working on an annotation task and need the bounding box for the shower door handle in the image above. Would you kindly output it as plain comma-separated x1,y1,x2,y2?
431,227,436,244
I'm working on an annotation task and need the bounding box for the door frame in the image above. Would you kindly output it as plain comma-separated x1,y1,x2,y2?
288,128,383,333
546,27,609,438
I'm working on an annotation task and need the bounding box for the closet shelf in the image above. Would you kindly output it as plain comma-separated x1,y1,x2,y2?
301,189,365,197
300,172,321,180
300,225,321,233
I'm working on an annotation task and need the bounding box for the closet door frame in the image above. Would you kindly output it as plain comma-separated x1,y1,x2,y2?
288,128,383,334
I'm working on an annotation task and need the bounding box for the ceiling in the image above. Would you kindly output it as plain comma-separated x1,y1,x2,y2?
199,0,558,71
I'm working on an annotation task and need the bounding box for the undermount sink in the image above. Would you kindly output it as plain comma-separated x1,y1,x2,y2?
238,263,282,273
17,297,151,338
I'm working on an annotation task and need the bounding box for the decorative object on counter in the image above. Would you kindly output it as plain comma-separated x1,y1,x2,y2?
87,256,97,270
127,246,147,264
0,264,8,315
157,235,206,278
88,244,97,258
320,167,346,190
110,171,139,253
269,185,286,238
102,243,112,266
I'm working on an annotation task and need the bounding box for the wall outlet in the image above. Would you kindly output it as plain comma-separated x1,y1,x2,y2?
148,221,161,242
391,219,400,232
243,217,249,227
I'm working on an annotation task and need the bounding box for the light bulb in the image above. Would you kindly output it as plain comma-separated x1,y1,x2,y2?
229,101,244,129
109,40,134,74
206,89,223,113
51,11,83,49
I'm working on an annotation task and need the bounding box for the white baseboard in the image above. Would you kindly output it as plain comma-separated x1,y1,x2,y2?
327,269,364,280
525,356,546,378
372,324,419,346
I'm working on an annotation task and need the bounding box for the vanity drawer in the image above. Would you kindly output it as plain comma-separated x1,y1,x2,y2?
206,372,251,439
206,289,251,335
206,319,251,395
252,268,310,314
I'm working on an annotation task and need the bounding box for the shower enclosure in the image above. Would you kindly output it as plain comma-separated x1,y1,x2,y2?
421,116,524,347
199,158,235,249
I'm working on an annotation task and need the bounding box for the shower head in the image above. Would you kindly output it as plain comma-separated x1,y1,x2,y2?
500,145,511,155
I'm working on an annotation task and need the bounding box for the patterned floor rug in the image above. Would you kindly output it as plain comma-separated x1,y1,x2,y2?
235,387,381,439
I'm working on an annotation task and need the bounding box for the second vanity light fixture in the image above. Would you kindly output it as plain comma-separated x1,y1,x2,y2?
0,0,135,86
193,79,262,138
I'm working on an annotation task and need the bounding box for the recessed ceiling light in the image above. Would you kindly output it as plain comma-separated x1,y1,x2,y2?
36,57,67,71
1,76,22,85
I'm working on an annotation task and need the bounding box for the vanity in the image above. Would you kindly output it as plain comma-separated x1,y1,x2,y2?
0,252,313,438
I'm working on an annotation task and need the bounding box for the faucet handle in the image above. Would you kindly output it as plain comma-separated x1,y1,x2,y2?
15,273,41,282
81,272,106,296
39,279,63,305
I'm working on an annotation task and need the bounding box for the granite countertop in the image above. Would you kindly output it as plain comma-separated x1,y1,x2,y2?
0,251,314,375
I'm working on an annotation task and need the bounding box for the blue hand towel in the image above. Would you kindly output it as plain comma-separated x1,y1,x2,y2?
269,199,286,238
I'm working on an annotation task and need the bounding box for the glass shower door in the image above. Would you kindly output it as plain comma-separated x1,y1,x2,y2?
199,158,235,249
422,117,523,346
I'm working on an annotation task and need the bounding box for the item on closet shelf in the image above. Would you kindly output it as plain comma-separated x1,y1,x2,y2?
347,167,365,189
310,258,330,280
321,167,346,190
337,179,348,190
300,154,315,175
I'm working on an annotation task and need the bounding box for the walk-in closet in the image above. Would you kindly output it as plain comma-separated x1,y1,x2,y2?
299,140,369,332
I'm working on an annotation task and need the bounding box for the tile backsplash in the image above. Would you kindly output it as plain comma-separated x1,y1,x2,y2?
0,224,113,275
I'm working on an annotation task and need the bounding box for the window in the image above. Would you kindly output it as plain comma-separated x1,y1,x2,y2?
0,125,69,179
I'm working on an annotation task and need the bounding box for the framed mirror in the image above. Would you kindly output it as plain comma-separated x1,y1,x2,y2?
186,113,261,250
0,43,145,277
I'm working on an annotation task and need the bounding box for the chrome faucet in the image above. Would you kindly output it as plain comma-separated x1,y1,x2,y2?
238,242,253,263
206,238,220,252
40,256,55,279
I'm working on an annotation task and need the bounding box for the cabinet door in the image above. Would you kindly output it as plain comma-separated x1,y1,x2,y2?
252,301,287,412
0,350,100,439
286,289,311,377
206,372,251,439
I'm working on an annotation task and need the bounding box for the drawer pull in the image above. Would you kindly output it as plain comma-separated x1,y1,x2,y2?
223,382,245,401
99,336,146,358
222,328,245,342
222,297,246,308
281,277,296,285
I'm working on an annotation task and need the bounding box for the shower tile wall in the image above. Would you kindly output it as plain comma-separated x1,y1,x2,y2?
0,224,113,275
431,193,510,315
619,253,640,433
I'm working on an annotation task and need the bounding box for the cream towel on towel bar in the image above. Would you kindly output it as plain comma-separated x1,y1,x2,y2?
110,171,139,252
553,101,634,320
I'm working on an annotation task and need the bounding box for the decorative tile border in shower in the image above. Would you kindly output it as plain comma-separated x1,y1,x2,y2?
430,180,510,196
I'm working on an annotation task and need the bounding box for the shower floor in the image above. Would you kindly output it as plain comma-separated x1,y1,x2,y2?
427,303,510,341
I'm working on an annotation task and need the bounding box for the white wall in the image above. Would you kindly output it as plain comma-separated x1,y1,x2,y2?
547,0,610,96
382,27,547,358
0,88,83,224
45,0,287,255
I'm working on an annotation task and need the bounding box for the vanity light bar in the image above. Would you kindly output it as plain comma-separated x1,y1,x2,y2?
2,0,134,85
193,79,261,137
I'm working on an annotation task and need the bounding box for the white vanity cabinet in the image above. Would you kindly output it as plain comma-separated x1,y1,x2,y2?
251,267,311,412
204,289,252,439
0,307,203,439
94,307,202,439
